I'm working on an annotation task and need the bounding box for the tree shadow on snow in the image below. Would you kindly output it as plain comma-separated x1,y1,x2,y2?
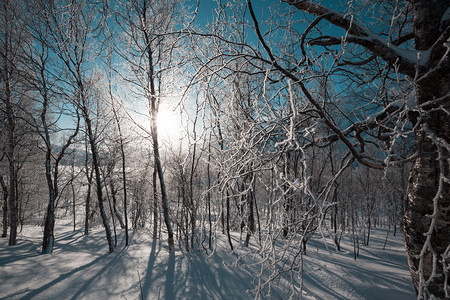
68,248,131,300
140,240,255,300
0,238,40,267
14,254,107,300
164,251,175,300
142,239,161,300
302,234,415,300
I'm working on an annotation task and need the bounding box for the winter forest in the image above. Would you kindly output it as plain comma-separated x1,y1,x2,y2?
1,0,449,299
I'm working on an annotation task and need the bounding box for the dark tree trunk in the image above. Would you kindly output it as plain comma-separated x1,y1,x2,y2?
282,153,292,238
403,1,450,298
155,149,174,252
110,92,129,245
110,182,125,229
42,147,56,254
84,156,94,236
244,193,255,247
42,192,56,254
207,139,212,250
1,175,8,238
244,174,255,247
121,152,129,245
226,189,234,251
5,67,17,247
1,0,18,247
153,166,158,239
6,117,17,246
72,180,76,232
221,200,225,234
104,181,117,248
83,108,114,253
189,140,197,251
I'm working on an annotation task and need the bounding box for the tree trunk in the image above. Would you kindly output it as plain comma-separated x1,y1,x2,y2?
105,181,118,248
244,174,255,247
42,191,56,254
142,5,174,251
84,112,114,253
150,91,174,251
404,1,450,297
110,92,129,245
154,148,174,252
121,151,129,245
1,175,8,238
84,156,94,236
72,180,76,232
189,139,197,251
42,148,56,254
5,65,17,246
207,147,212,250
1,0,18,247
406,95,450,298
226,189,234,251
110,182,125,229
153,166,158,239
6,104,17,246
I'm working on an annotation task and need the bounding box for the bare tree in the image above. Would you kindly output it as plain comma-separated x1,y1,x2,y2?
113,0,191,251
181,0,449,296
36,0,114,253
243,0,449,297
22,2,81,253
109,87,129,246
0,0,26,246
0,174,8,237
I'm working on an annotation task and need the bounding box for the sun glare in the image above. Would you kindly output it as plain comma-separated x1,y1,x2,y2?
156,107,183,143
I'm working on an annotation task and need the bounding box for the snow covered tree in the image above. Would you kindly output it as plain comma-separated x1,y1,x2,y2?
23,0,81,254
0,0,25,246
244,0,450,297
29,0,114,253
113,0,192,252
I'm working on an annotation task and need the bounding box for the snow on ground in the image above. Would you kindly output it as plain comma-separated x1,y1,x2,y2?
0,220,415,300
302,231,415,299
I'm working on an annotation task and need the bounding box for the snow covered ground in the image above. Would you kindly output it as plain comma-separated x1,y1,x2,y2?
0,221,415,299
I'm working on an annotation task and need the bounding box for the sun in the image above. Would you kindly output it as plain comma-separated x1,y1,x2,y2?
156,106,182,142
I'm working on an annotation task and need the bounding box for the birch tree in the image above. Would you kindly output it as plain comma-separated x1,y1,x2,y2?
23,0,81,254
113,0,191,251
35,0,114,253
0,0,26,246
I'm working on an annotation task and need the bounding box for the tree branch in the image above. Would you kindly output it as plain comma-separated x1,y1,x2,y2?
246,0,385,169
282,0,417,76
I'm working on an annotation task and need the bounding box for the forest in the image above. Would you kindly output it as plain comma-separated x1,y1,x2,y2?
1,0,449,299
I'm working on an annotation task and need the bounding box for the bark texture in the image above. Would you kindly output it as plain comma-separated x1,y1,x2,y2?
1,0,18,245
404,1,450,297
1,175,8,238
